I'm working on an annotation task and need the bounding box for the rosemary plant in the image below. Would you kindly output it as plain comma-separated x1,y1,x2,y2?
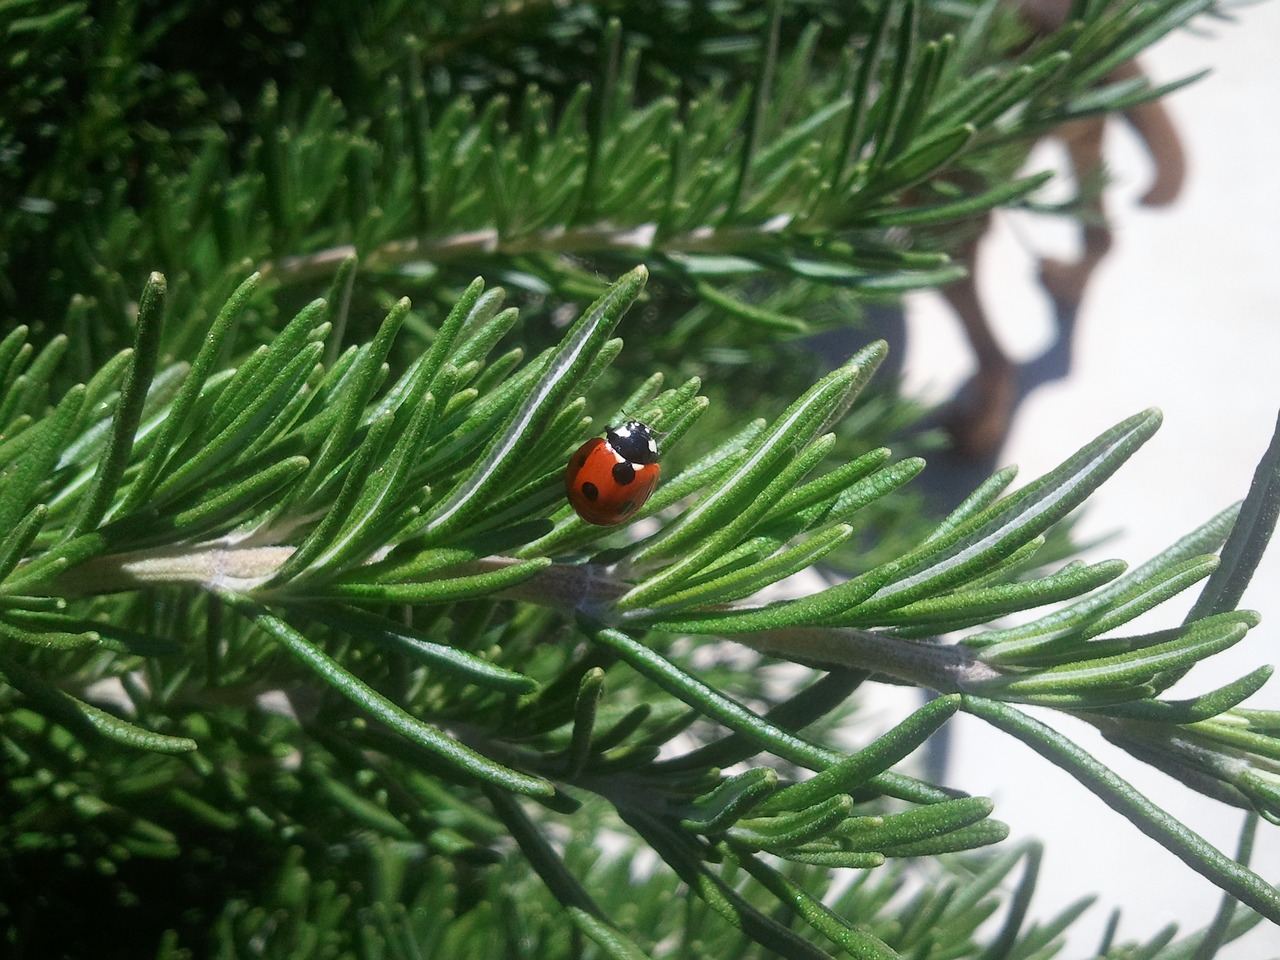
2,0,1275,957
1,266,1277,957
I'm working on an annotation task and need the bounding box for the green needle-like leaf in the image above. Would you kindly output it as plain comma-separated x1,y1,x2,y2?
120,273,262,513
624,434,838,606
0,658,196,753
782,849,887,868
165,455,310,533
1183,715,1280,764
680,768,780,834
970,52,1071,128
963,695,1280,924
155,340,323,502
421,265,648,538
298,603,537,694
648,562,897,635
837,0,895,184
0,505,47,584
69,273,166,537
970,505,1235,660
625,341,886,578
331,557,552,603
690,279,808,332
921,466,1020,547
338,545,483,586
1101,666,1273,725
1189,409,1280,622
566,908,655,960
1188,814,1263,960
595,704,669,756
0,384,85,539
206,298,328,435
730,794,855,849
486,786,627,938
764,447,892,523
731,851,901,960
449,302,522,372
9,335,67,417
866,0,920,172
837,796,998,853
566,667,606,777
1074,0,1214,89
773,457,926,539
0,326,31,404
867,124,975,199
646,523,855,613
53,360,184,506
2,527,106,593
273,413,398,583
862,410,1161,612
588,622,841,773
866,172,1054,227
1079,556,1218,640
848,559,1126,631
984,611,1257,697
755,695,960,815
294,296,414,504
0,613,98,649
663,668,868,774
628,810,840,960
245,605,552,797
876,817,1008,856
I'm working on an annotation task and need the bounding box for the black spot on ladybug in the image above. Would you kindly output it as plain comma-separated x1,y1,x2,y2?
580,481,600,502
612,461,637,485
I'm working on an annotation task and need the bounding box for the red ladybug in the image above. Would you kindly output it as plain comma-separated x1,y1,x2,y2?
564,420,661,525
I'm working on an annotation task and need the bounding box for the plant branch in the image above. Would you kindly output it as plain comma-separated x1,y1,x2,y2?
45,541,1027,696
49,543,297,594
744,625,1006,691
259,215,800,286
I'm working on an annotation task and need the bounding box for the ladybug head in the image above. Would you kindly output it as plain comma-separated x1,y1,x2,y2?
606,420,659,465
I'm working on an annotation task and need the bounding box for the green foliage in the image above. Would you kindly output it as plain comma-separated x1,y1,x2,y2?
4,0,1211,383
1,266,1277,957
2,1,1276,958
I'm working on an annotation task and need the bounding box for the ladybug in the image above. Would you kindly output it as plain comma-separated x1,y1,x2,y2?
564,420,661,526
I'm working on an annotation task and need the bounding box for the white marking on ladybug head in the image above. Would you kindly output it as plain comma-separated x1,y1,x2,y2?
607,420,659,464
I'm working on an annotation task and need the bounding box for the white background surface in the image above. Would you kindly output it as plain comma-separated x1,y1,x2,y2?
900,3,1280,955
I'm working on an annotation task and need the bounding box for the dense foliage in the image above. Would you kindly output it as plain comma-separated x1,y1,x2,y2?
1,1,1275,958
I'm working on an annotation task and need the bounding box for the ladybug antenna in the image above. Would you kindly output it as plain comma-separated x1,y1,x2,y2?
619,407,667,438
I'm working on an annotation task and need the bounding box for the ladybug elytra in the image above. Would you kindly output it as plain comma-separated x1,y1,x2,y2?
564,420,660,526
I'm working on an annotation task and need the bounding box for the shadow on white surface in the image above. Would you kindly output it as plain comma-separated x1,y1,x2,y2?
901,4,1280,955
